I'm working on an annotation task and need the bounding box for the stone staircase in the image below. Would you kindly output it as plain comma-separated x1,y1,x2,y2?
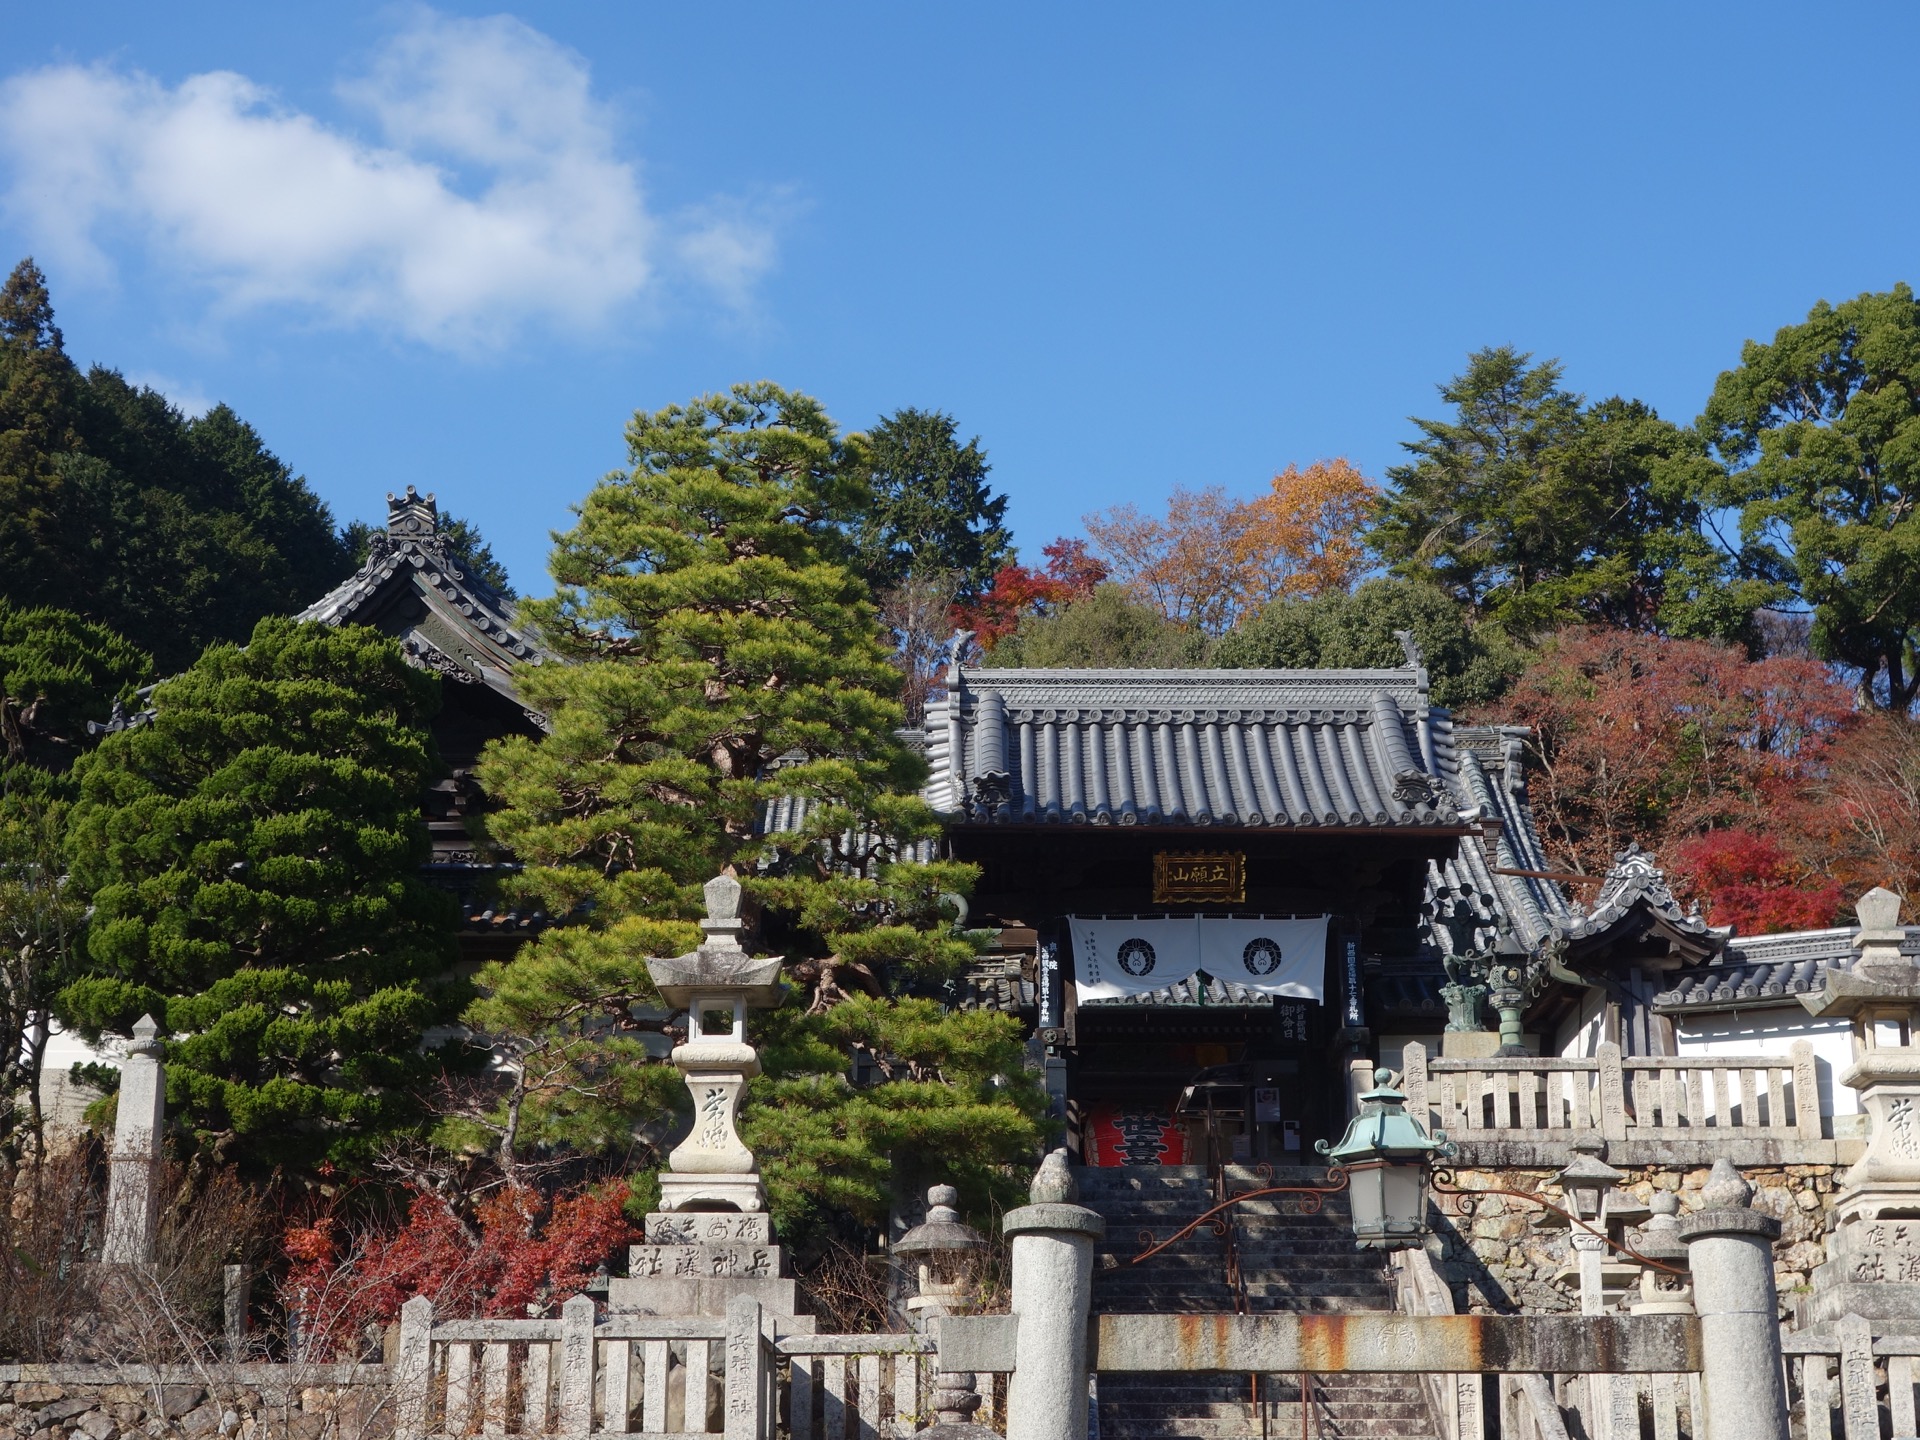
1081,1165,1440,1440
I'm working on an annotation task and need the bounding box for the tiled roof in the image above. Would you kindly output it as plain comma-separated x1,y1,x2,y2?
922,667,1462,829
1078,974,1282,1007
1653,926,1920,1013
1423,726,1575,957
298,488,554,719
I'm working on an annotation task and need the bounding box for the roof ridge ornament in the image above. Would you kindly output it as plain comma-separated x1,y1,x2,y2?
386,485,439,537
1569,842,1704,937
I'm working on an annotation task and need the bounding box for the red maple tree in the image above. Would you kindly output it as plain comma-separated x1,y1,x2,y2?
282,1183,638,1358
1483,627,1868,933
955,537,1108,648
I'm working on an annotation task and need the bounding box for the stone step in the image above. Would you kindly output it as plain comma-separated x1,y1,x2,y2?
1079,1165,1439,1439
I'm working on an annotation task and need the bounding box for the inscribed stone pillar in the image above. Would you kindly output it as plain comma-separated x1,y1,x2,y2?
102,1013,165,1265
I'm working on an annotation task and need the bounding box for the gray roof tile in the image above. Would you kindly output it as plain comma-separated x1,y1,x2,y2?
923,667,1460,828
1653,926,1920,1012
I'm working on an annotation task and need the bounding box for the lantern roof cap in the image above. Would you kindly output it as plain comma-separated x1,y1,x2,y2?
1318,1069,1454,1164
895,1184,987,1254
1554,1151,1625,1188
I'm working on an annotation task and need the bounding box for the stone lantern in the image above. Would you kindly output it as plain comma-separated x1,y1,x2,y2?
896,1184,995,1440
895,1184,988,1324
1317,1068,1454,1250
1797,886,1920,1328
1629,1193,1694,1316
647,872,785,1213
1553,1140,1635,1314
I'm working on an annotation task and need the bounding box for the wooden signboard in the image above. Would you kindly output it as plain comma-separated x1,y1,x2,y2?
1151,850,1245,905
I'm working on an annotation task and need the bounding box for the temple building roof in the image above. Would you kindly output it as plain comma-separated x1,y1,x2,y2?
1652,924,1920,1015
1423,725,1576,956
920,664,1464,830
297,486,555,723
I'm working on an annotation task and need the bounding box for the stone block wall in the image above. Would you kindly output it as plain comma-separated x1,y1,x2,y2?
1429,1162,1841,1317
0,1368,391,1440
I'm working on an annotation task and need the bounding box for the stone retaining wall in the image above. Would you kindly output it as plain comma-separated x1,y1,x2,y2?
0,1368,391,1440
1430,1162,1840,1317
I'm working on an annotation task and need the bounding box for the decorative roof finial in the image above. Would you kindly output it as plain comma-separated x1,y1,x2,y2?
385,485,439,538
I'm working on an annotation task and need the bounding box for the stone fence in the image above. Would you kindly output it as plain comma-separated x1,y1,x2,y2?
0,1365,391,1440
1403,1040,1863,1168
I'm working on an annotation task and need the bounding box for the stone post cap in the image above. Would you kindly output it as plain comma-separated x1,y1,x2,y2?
1677,1159,1780,1242
1003,1149,1103,1237
1700,1157,1750,1209
1002,1202,1106,1240
1857,886,1906,940
128,1013,163,1058
1029,1149,1076,1203
1678,1208,1780,1243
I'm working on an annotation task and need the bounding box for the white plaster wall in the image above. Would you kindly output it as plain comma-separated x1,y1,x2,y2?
1673,1011,1858,1117
1558,991,1606,1058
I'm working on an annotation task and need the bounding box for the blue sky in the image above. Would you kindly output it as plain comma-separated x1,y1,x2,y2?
4,4,1917,598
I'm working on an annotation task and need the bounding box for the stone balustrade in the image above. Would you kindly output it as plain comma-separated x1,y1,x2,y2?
1402,1041,1850,1167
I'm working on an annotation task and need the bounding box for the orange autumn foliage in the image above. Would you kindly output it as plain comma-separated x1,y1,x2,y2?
1083,459,1378,634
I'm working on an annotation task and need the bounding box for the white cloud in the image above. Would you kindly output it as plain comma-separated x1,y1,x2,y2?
0,12,777,351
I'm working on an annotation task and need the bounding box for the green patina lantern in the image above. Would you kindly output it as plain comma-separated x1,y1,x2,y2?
1317,1067,1455,1250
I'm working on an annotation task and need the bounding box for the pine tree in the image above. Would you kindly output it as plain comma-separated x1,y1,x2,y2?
0,260,82,596
474,382,1045,1242
1371,347,1760,641
0,601,150,1156
58,617,464,1172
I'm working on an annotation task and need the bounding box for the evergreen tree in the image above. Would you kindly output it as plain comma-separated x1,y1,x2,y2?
58,617,464,1172
848,408,1011,601
0,601,150,769
474,382,1045,1241
1371,348,1761,641
1700,283,1920,708
1213,578,1523,709
0,602,150,1157
0,260,81,597
0,259,353,671
985,583,1209,668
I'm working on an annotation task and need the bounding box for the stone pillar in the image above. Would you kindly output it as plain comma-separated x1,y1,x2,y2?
1678,1159,1788,1440
102,1014,165,1265
1002,1151,1103,1440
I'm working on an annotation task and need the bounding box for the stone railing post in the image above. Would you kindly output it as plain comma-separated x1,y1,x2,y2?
1678,1159,1788,1440
103,1013,165,1265
1596,1042,1629,1142
1403,1043,1432,1133
1003,1150,1104,1440
393,1294,434,1440
724,1295,767,1440
557,1293,597,1433
1790,1040,1823,1141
